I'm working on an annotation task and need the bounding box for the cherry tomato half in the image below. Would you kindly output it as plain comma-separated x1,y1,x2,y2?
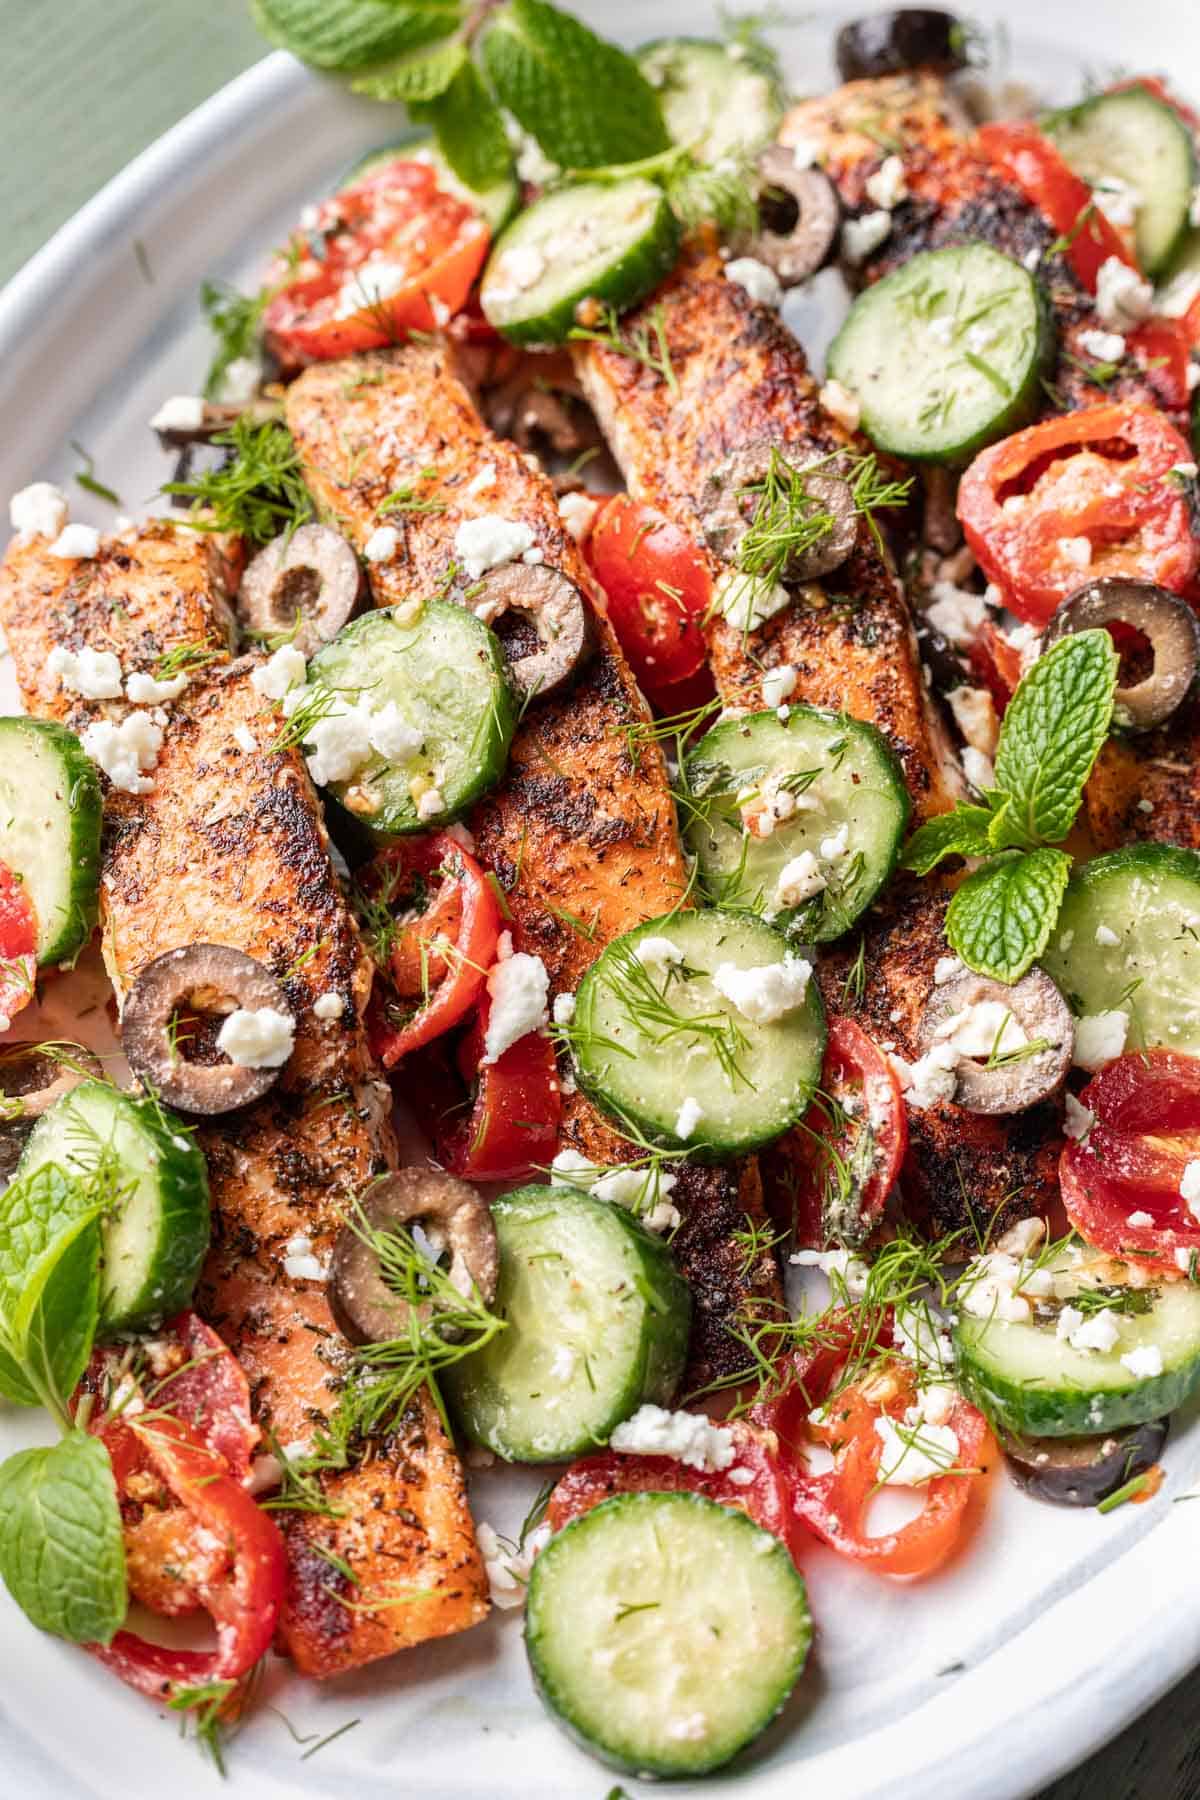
0,860,37,1029
978,121,1138,291
586,495,713,700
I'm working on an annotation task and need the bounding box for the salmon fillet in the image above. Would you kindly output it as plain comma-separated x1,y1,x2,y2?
286,344,782,1388
1085,696,1200,852
571,245,964,824
0,522,488,1676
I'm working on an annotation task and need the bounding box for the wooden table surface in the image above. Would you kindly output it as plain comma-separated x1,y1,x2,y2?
2,4,1194,1795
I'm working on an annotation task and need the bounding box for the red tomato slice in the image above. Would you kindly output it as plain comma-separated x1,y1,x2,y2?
263,160,489,367
785,1019,907,1250
968,621,1025,712
957,403,1200,626
586,495,713,699
367,833,503,1067
439,1002,562,1182
1060,1050,1200,1263
0,860,37,1029
1127,317,1195,417
548,1420,802,1562
977,122,1138,289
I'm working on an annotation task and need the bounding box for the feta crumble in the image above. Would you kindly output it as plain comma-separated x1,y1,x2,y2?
790,1247,870,1299
81,714,163,794
281,1233,327,1283
1095,256,1154,332
924,579,988,646
251,644,307,701
773,850,827,909
933,955,964,985
947,684,1000,757
674,1095,704,1140
1120,1344,1163,1380
1181,1159,1200,1221
711,953,812,1023
125,669,188,704
9,481,69,539
150,395,205,432
551,990,575,1026
610,1404,735,1472
842,209,893,264
558,490,600,541
476,1520,551,1610
1068,1308,1121,1354
313,991,345,1021
1073,1010,1129,1072
49,522,101,560
46,644,123,700
760,664,798,710
873,1415,959,1487
483,951,549,1064
453,514,535,579
725,256,783,308
634,934,685,979
1077,327,1126,363
1126,1211,1154,1228
216,1006,296,1069
864,154,908,210
364,524,399,563
1063,1092,1095,1141
901,1043,960,1111
714,568,791,632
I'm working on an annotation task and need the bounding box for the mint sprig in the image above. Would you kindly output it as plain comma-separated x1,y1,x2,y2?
904,630,1118,982
0,1433,125,1645
251,0,461,73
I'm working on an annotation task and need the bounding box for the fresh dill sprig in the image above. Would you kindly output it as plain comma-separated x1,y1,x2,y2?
569,303,678,396
70,440,121,506
199,277,269,401
573,940,752,1092
154,640,223,681
665,151,759,238
268,678,343,754
734,448,911,589
718,3,790,101
840,936,867,1006
377,486,448,518
163,415,312,548
618,693,723,774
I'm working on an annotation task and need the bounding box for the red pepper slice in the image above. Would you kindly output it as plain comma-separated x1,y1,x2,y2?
367,833,503,1067
977,121,1138,290
0,859,38,1028
585,494,713,701
782,1019,907,1250
957,402,1200,626
438,1001,562,1181
1060,1050,1200,1264
548,1419,801,1562
1127,317,1195,416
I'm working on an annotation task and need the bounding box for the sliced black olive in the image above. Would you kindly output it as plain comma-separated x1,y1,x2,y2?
750,149,841,287
917,967,1074,1114
1042,577,1200,732
121,944,293,1115
1002,1417,1168,1508
835,10,969,82
239,524,363,657
329,1168,499,1346
701,443,859,582
0,1043,102,1181
469,562,596,702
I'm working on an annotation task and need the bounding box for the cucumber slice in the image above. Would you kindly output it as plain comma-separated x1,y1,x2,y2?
683,706,910,943
638,37,782,162
344,135,519,235
307,600,516,835
526,1492,811,1777
18,1081,210,1334
571,910,825,1158
1043,87,1198,278
955,1245,1200,1436
445,1185,690,1462
1041,845,1200,1056
827,244,1052,463
0,718,102,966
480,178,682,346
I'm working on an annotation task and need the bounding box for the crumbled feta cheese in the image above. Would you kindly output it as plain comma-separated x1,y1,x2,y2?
1121,1344,1163,1380
773,851,827,909
49,522,100,560
46,643,123,699
842,209,893,264
819,377,862,432
364,524,398,563
217,1005,295,1068
934,998,1027,1059
453,514,535,579
1176,1247,1195,1274
1069,1309,1121,1354
714,568,791,632
790,135,821,170
218,356,262,405
304,701,372,786
1060,535,1092,570
483,951,549,1064
251,644,307,701
415,787,444,821
947,684,1000,757
466,465,496,497
961,746,995,792
893,1301,956,1372
873,1415,960,1486
1181,1159,1200,1220
711,953,812,1023
925,579,988,646
1095,256,1154,331
1126,1210,1154,1228
610,1404,735,1472
725,256,783,308
820,824,849,862
493,244,546,296
558,490,599,541
674,1095,704,1140
789,1247,871,1300
903,1042,960,1110
551,991,575,1026
933,955,964,985
10,481,69,539
958,1249,1036,1324
589,1165,681,1233
1063,1092,1095,1141
1094,923,1120,947
313,991,344,1021
864,154,908,210
281,1233,327,1282
81,714,163,794
125,669,188,704
150,395,205,432
1157,267,1200,319
1077,327,1126,363
476,1520,551,1610
1092,177,1139,230
727,1466,755,1488
550,1149,595,1187
634,934,684,979
1074,1010,1129,1072
760,664,798,709
367,702,422,763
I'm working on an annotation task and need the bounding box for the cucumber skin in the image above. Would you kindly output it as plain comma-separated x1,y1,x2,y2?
447,1186,691,1463
1043,89,1197,277
0,719,103,966
526,1492,811,1778
482,182,682,347
955,1321,1200,1438
18,1083,210,1336
637,37,783,160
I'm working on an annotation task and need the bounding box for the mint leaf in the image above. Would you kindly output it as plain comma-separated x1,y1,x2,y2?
352,37,467,101
992,630,1118,848
0,1432,125,1644
483,0,668,168
946,848,1072,983
5,1223,100,1415
0,1162,99,1312
252,0,461,73
902,804,994,875
415,57,513,192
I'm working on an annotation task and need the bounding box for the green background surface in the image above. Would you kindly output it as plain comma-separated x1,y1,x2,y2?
0,5,1193,1798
